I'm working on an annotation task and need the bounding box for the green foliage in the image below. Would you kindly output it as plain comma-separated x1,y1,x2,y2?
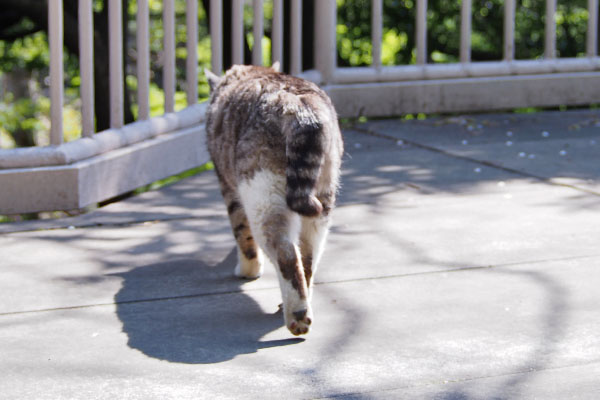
336,0,592,66
126,0,212,110
0,94,49,147
0,95,46,135
0,32,49,72
381,29,408,65
0,0,594,149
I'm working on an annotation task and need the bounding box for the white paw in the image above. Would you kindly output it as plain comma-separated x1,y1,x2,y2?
234,261,263,279
234,248,263,279
285,307,313,336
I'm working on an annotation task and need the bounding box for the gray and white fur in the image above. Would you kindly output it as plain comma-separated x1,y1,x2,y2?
205,64,343,335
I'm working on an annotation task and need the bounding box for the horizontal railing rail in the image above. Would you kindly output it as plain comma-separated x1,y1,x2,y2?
0,104,206,169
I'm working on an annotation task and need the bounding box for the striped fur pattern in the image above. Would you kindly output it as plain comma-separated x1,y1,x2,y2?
205,65,343,335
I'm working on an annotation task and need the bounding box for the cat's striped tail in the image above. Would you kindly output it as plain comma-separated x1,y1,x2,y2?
285,106,325,218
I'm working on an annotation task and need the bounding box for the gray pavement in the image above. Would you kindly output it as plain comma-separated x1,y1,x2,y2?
1,109,600,399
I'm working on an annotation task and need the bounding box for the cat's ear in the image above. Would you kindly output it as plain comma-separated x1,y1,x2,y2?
271,61,281,72
204,68,222,92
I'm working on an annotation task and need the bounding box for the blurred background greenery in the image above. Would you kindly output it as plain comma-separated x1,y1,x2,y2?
0,0,595,150
337,0,591,66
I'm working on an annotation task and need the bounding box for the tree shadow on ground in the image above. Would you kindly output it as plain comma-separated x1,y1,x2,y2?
113,248,303,364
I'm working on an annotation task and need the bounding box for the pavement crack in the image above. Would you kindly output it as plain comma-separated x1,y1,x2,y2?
2,253,598,317
0,287,276,317
314,253,600,287
0,213,226,235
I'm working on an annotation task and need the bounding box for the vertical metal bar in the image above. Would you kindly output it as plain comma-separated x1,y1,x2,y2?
137,0,150,120
416,0,428,65
545,0,557,59
232,0,244,65
210,0,223,73
108,0,123,129
372,0,382,67
314,0,336,83
290,0,302,74
253,0,264,65
163,0,175,113
79,0,94,137
504,0,516,61
588,0,599,56
460,0,472,63
272,0,284,68
186,0,198,105
49,0,64,145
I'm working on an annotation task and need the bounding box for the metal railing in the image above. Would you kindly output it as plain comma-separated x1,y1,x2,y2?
213,0,303,74
315,0,600,116
1,0,600,214
3,0,206,170
316,0,600,83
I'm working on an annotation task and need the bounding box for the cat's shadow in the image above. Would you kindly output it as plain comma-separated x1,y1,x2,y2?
113,248,303,364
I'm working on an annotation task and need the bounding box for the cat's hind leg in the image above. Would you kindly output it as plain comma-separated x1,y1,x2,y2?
299,212,331,295
219,178,263,279
238,170,313,335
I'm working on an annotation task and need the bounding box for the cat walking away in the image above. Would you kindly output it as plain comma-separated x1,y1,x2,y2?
205,64,343,336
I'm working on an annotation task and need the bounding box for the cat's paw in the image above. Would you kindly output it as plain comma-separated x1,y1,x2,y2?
234,248,263,279
234,261,263,279
286,308,313,336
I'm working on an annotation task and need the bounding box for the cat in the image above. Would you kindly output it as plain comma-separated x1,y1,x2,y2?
204,64,343,336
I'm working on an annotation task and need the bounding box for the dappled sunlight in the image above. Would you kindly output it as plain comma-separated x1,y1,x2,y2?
1,0,599,393
1,109,600,397
337,110,600,214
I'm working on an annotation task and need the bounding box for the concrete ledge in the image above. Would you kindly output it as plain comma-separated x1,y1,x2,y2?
0,103,207,169
326,72,600,118
331,58,600,84
0,124,209,214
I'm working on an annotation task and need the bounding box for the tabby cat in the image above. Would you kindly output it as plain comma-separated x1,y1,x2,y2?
205,64,343,335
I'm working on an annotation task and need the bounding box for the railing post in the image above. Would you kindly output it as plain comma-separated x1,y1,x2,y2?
272,0,284,68
137,0,150,120
210,0,223,73
108,0,124,129
587,0,599,57
460,0,472,63
545,0,557,59
163,0,176,113
314,0,336,84
504,0,516,61
372,0,383,68
49,0,64,145
290,0,302,74
78,0,94,137
186,0,199,105
232,0,245,65
252,0,264,66
416,0,428,65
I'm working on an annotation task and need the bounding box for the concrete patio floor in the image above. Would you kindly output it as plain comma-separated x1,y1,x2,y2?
1,109,600,399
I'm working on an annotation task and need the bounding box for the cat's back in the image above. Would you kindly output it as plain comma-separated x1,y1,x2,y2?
214,64,325,100
206,65,333,135
206,65,343,198
206,65,339,181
